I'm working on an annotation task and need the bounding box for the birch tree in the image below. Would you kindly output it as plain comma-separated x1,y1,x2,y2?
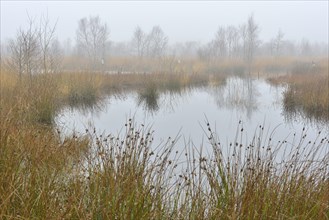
38,13,58,73
76,16,109,70
146,26,168,58
132,26,147,57
245,14,260,74
8,16,39,78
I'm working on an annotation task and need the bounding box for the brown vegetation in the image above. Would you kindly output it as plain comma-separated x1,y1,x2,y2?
1,61,328,218
268,58,329,121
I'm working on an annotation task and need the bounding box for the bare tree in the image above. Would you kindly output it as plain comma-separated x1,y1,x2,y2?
213,26,227,58
226,25,240,58
239,24,248,60
38,12,58,73
8,34,24,76
245,14,260,74
48,39,63,73
7,13,61,78
273,29,284,57
146,26,168,58
76,16,109,70
131,26,147,57
8,15,39,78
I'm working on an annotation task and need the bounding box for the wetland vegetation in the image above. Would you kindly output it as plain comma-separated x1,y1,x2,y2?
1,57,328,219
1,3,328,219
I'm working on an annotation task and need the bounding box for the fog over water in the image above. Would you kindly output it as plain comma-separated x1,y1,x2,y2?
1,1,328,44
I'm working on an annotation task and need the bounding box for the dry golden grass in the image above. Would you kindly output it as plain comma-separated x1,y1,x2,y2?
1,59,328,218
268,59,329,121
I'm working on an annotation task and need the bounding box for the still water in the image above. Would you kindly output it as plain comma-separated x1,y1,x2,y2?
55,77,329,153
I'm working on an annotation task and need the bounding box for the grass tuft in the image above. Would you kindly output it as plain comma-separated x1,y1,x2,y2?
0,59,328,218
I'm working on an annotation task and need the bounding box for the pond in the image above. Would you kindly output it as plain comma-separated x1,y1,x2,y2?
55,76,329,158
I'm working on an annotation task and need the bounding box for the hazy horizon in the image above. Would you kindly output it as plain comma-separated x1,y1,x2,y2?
1,1,328,45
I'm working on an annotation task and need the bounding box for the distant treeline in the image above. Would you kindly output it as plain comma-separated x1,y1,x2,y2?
1,14,328,74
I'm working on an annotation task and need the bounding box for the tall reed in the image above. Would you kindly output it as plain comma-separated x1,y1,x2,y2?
1,68,328,219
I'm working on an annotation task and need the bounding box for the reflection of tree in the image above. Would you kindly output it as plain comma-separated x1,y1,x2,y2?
161,87,194,113
209,77,258,118
70,92,129,117
137,85,160,114
136,83,198,115
244,77,257,118
72,97,111,117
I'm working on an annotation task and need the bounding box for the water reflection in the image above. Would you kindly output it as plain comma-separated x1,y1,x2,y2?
55,76,328,152
160,89,192,113
283,106,329,131
208,77,258,118
66,77,268,119
137,85,160,114
66,98,106,117
136,85,196,115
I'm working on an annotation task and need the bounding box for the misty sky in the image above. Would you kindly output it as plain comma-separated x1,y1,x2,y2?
1,1,328,44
